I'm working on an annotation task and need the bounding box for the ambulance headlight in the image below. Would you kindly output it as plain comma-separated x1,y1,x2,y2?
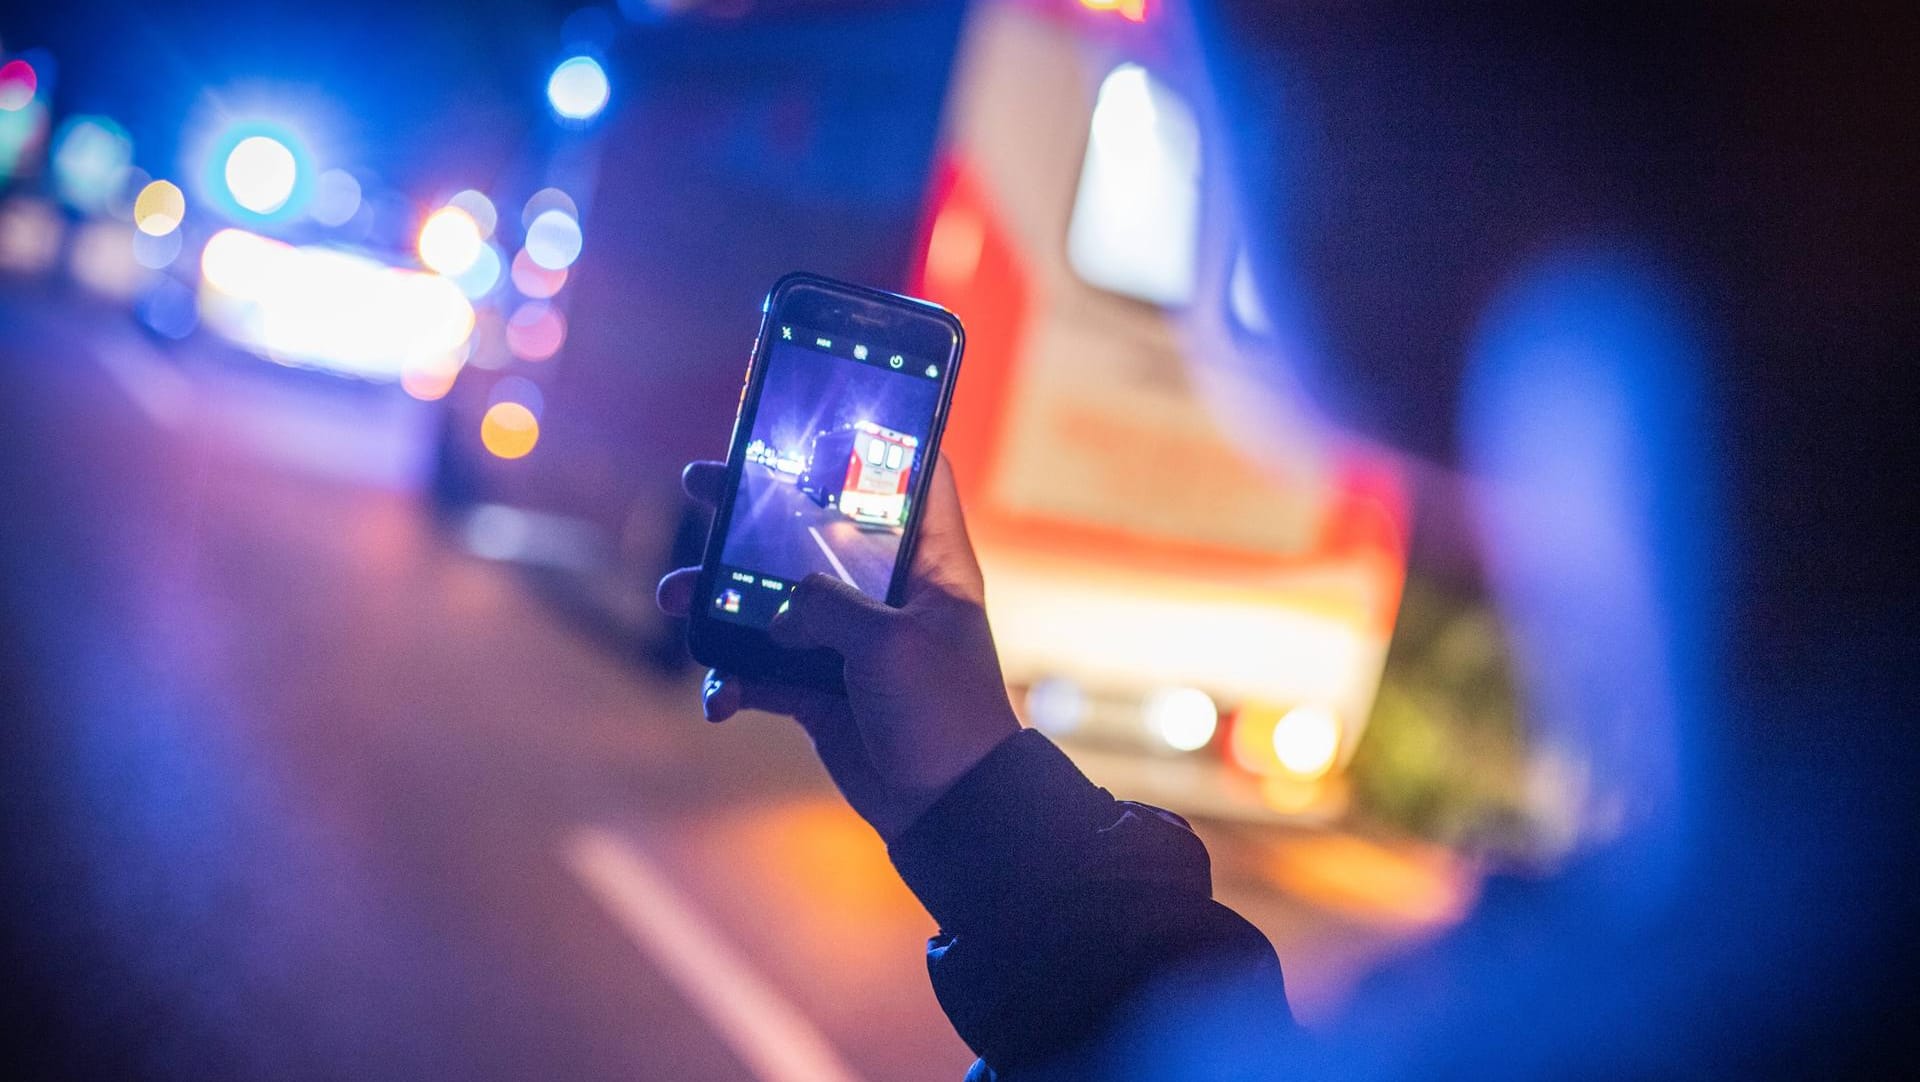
1143,686,1218,752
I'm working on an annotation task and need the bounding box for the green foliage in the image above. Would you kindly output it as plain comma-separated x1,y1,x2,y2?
1349,581,1534,855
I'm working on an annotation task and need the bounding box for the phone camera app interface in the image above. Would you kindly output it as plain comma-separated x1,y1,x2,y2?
712,326,943,628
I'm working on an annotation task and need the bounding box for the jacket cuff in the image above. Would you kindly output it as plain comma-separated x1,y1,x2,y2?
887,729,1119,932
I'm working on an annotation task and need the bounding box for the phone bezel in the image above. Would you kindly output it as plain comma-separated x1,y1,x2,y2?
686,272,965,691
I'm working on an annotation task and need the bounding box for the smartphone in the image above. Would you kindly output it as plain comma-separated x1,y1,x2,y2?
687,272,965,690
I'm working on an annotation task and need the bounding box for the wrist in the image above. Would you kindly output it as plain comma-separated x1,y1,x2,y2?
882,712,1022,842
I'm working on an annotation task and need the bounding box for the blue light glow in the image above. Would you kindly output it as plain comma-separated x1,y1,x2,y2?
450,241,504,299
547,56,610,122
50,115,133,215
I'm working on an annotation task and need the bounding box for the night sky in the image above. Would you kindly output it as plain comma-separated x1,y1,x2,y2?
748,339,940,461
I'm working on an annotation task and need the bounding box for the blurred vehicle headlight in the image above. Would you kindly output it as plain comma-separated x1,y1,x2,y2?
1143,686,1218,752
418,205,484,277
1230,703,1343,780
198,227,474,381
1271,705,1341,779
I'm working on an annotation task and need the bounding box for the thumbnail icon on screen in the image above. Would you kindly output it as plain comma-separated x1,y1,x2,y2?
716,589,743,614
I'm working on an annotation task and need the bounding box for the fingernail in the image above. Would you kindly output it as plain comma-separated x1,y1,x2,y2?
701,677,719,721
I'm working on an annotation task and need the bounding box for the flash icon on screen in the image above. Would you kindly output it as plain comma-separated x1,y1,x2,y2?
853,344,868,360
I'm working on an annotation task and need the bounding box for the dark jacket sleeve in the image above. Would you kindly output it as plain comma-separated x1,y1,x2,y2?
888,729,1296,1079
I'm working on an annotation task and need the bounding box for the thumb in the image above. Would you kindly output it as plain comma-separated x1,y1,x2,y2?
769,573,895,657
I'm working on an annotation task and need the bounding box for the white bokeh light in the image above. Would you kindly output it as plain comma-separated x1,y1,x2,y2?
524,209,583,270
224,135,298,214
417,205,484,277
1143,686,1218,752
547,56,610,121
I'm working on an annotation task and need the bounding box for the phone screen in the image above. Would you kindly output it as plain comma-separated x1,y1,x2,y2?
708,324,947,628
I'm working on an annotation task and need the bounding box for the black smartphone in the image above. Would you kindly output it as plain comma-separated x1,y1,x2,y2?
687,272,965,690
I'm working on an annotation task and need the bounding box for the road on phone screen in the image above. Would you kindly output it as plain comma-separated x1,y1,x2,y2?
0,289,1474,1080
723,466,903,597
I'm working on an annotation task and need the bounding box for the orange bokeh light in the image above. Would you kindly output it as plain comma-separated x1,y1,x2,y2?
480,401,540,459
1080,0,1147,23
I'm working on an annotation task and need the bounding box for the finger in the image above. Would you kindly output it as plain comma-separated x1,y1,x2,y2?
656,566,700,616
769,572,895,656
702,670,839,721
907,455,985,600
700,669,742,722
681,461,728,507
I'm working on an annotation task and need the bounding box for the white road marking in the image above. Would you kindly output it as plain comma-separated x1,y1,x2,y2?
806,526,858,587
562,827,866,1082
90,331,192,427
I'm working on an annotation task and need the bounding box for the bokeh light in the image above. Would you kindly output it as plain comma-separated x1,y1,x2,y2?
136,275,199,340
480,401,540,459
417,205,483,276
487,375,545,417
199,227,282,297
198,227,476,380
0,197,63,273
50,116,133,215
520,187,577,229
133,179,185,236
1080,0,1148,22
505,300,567,361
131,227,182,269
510,247,567,298
309,168,361,227
450,241,503,299
71,220,146,298
447,189,497,238
1271,704,1341,779
1025,677,1087,737
225,135,297,214
524,209,582,270
400,352,464,401
0,59,36,111
547,56,610,121
1142,686,1218,752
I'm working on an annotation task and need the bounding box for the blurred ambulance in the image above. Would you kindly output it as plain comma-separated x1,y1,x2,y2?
909,0,1409,821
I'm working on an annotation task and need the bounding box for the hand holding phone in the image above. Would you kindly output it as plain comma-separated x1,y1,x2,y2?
687,273,966,688
659,456,1020,841
661,273,1021,839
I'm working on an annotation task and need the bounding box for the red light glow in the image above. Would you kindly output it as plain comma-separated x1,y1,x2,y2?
505,301,566,362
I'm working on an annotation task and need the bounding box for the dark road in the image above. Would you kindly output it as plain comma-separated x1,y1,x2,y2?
723,467,903,597
0,289,1465,1080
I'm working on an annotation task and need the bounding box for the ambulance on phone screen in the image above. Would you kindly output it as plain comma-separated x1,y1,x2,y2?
915,0,1410,820
802,419,919,527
